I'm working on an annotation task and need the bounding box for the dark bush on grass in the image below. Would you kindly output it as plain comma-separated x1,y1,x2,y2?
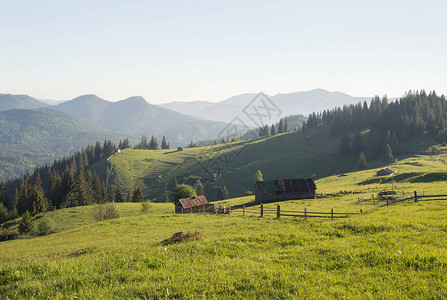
161,231,202,245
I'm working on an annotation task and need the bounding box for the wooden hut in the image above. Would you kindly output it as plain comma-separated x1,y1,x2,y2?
376,168,394,176
175,195,214,214
254,178,316,203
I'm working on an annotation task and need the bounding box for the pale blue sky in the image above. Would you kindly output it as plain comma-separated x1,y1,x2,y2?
1,0,446,103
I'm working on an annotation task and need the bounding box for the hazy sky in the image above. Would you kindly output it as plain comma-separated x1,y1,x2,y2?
1,0,446,103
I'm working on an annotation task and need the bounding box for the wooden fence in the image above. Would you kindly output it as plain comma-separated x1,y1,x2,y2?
229,204,362,220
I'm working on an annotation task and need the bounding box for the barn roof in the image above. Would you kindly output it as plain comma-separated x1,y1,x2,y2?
177,195,209,209
255,178,316,193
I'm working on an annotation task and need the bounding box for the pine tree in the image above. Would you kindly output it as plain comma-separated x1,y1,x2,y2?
384,143,395,163
217,186,229,200
351,132,364,157
284,119,289,132
271,124,276,135
66,167,93,206
0,181,8,209
195,183,204,196
149,135,158,150
161,136,168,149
108,185,116,203
132,186,144,202
278,119,285,133
31,173,47,215
126,191,131,202
18,211,35,235
163,192,170,203
0,203,8,223
115,185,124,202
358,152,368,169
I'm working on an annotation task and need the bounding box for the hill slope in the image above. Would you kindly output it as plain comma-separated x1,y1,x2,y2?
0,94,47,111
56,95,227,146
0,108,126,179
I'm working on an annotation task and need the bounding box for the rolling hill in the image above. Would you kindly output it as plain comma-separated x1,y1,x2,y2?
0,94,47,111
56,95,228,146
0,108,127,179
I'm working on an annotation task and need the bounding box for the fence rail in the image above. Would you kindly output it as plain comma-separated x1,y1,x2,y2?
229,204,362,220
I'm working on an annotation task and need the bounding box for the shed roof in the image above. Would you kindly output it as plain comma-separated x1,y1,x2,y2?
178,195,209,209
377,168,394,176
255,178,316,194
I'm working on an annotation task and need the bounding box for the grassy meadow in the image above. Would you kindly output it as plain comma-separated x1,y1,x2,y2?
2,147,447,298
2,140,447,298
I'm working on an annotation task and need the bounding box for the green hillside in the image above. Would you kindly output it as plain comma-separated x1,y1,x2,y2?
108,125,447,202
0,108,128,179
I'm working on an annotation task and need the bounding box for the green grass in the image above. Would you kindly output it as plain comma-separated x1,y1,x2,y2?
2,137,447,298
1,199,447,298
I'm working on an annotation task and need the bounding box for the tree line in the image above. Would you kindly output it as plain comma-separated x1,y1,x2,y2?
303,90,447,163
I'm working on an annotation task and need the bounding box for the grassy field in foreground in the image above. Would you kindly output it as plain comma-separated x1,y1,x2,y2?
1,199,447,298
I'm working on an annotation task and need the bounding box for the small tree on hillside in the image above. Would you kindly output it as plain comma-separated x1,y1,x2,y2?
358,152,368,169
195,183,204,196
384,143,395,163
18,211,35,235
253,170,263,185
217,186,229,200
173,184,196,204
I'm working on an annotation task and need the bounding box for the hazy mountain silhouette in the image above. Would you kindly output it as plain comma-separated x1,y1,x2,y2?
0,94,48,111
160,89,370,124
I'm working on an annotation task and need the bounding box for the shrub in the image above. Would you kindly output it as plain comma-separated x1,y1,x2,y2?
0,227,17,241
93,203,121,221
37,216,56,235
18,211,35,235
161,231,202,245
141,201,152,213
244,191,254,196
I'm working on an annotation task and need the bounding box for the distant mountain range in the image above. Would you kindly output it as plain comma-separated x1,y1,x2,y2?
160,89,370,125
0,107,127,179
0,89,371,179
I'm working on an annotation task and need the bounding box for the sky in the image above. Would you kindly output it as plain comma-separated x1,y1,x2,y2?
1,0,446,104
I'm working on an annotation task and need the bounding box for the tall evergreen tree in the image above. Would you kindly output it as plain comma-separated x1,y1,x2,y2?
358,152,368,169
161,136,168,149
115,185,124,202
132,186,144,202
338,135,351,157
384,143,395,163
284,119,289,132
351,132,364,157
66,167,93,207
0,181,8,209
278,119,285,133
31,173,47,215
217,186,229,200
271,124,276,135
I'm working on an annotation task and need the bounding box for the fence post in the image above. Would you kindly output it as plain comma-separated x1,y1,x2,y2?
360,209,363,214
243,205,245,216
414,191,418,203
386,198,389,206
261,204,264,218
277,204,280,219
182,208,184,214
331,208,333,221
304,207,307,220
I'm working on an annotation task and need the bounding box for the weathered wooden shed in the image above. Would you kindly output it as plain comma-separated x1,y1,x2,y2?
376,168,394,176
175,195,214,214
254,178,316,203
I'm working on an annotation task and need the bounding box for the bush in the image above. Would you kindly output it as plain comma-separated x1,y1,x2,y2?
0,227,17,241
93,203,121,221
37,216,56,235
244,191,253,196
18,211,35,235
161,230,202,245
141,201,152,214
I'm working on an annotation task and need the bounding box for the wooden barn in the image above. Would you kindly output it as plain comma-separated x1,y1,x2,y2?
376,168,394,176
174,195,214,214
254,178,317,203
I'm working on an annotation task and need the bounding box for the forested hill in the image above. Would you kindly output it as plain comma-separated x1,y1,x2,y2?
304,90,447,161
